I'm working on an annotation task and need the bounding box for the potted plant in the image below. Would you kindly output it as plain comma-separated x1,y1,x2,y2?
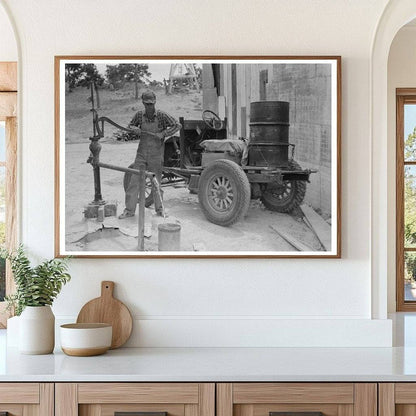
1,245,71,354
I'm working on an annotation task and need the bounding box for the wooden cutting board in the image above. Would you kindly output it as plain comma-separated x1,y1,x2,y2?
76,281,133,349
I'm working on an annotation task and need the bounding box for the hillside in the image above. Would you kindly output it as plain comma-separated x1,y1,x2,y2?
65,84,203,144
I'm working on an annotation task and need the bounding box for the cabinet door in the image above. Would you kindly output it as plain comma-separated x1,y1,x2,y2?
56,383,215,416
217,383,377,416
379,383,416,416
0,383,53,416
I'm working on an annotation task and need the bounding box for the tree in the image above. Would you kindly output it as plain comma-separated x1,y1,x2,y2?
77,64,105,108
65,64,83,92
64,64,105,107
404,127,416,280
405,126,416,161
105,64,151,97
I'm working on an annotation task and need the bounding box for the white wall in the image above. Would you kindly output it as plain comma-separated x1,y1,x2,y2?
0,3,17,61
387,25,416,312
0,0,393,346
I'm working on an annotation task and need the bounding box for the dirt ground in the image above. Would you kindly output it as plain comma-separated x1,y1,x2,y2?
64,86,324,253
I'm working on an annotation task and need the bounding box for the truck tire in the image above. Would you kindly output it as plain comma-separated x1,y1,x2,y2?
198,159,251,226
123,164,154,208
261,160,307,213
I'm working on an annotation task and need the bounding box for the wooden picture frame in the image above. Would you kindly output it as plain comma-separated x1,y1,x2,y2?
55,56,341,258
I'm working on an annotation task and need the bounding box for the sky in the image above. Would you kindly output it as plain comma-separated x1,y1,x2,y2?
405,104,416,138
95,63,199,82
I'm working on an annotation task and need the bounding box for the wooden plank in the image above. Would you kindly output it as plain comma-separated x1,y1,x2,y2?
395,383,416,403
80,404,101,416
78,383,199,404
100,403,185,416
39,383,54,416
217,384,233,416
0,62,17,92
55,383,78,416
397,405,416,416
353,384,377,416
23,404,38,416
252,404,338,416
337,404,353,416
301,204,331,250
270,225,314,251
0,383,39,403
185,404,198,416
0,405,23,416
0,92,17,120
200,384,215,416
397,94,406,311
5,117,17,294
0,116,17,328
233,383,353,404
379,384,395,416
397,88,416,96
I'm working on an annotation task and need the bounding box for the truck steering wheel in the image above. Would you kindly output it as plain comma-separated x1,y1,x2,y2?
202,110,223,131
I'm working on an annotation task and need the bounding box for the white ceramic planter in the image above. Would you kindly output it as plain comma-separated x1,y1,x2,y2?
19,305,55,354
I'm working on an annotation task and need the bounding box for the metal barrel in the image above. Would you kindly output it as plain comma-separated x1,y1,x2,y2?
248,101,290,167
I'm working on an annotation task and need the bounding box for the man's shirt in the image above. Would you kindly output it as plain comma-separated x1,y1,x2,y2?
129,110,181,137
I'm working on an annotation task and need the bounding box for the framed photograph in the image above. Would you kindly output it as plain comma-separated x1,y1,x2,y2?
55,56,341,258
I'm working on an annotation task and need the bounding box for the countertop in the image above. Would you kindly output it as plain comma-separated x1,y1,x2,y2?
1,330,416,382
2,313,416,382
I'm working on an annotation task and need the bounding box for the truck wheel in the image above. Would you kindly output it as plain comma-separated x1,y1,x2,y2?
261,160,307,213
123,164,154,208
198,159,251,226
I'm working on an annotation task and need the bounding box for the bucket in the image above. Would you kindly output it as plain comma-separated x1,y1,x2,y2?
158,223,181,251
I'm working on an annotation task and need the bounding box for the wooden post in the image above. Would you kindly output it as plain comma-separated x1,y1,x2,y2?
138,166,146,251
5,117,17,296
179,117,185,168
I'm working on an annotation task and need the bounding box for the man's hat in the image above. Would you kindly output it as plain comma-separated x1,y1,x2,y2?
141,90,156,104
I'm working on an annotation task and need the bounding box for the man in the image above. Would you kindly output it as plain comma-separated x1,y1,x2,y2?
119,90,181,219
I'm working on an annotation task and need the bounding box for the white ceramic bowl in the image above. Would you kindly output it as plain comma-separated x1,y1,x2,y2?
60,323,112,356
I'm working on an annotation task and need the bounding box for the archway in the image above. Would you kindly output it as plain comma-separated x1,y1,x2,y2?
371,0,416,319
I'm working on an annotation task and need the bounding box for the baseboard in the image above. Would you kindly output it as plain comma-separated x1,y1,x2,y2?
56,317,392,347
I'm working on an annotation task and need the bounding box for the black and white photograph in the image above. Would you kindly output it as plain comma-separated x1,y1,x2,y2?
55,57,341,257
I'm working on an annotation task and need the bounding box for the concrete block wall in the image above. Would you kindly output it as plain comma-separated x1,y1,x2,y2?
267,64,332,217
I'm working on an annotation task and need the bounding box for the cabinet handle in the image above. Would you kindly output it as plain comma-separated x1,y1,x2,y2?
270,413,324,416
115,412,167,416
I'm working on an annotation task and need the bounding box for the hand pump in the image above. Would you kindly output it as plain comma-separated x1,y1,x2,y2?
87,82,105,205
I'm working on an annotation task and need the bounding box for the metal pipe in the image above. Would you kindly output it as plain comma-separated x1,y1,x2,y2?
138,167,146,251
97,162,155,178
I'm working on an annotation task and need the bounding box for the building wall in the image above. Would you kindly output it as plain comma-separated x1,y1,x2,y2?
0,0,393,347
268,64,332,216
213,63,332,217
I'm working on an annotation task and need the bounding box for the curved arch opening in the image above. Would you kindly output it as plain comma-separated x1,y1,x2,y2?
371,1,416,320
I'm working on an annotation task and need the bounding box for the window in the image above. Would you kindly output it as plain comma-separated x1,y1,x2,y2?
0,62,17,327
0,121,5,301
396,89,416,310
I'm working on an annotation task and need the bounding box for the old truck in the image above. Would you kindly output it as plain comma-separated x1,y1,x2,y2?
123,101,316,227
